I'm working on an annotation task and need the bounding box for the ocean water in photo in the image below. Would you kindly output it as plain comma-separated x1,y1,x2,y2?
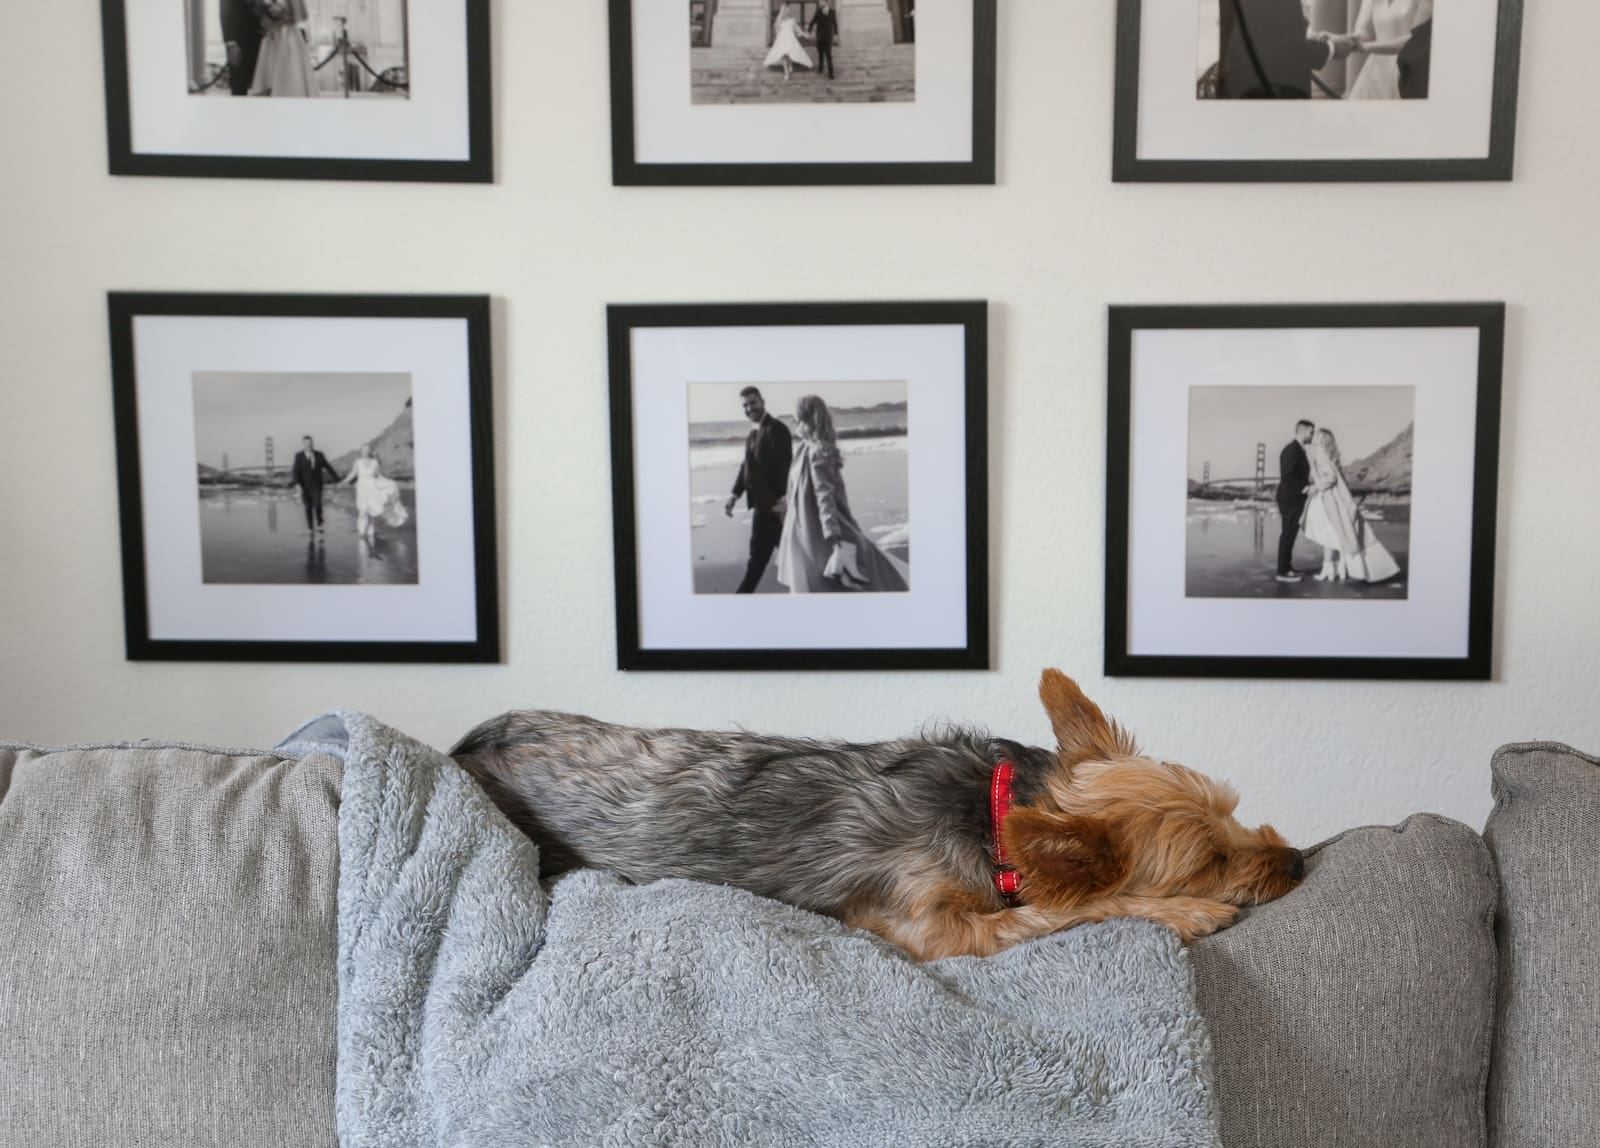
1186,499,1410,599
198,487,419,585
690,436,910,594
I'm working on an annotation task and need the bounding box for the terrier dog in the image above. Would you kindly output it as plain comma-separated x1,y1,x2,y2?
451,670,1304,961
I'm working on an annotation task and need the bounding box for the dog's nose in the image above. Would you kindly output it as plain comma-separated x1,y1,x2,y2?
1283,850,1306,881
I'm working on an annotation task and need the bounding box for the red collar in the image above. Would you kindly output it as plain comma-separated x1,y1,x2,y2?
991,761,1022,903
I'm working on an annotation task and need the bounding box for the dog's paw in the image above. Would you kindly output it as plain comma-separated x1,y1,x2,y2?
1165,898,1240,943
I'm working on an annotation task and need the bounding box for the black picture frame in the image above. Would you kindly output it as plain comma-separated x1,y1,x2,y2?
1112,0,1524,182
108,292,500,662
1105,302,1504,680
609,0,997,186
608,301,989,670
100,0,493,182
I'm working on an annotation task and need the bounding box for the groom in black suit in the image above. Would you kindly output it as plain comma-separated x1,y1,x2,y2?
723,387,793,594
1398,18,1433,99
1217,0,1357,98
291,435,342,534
808,1,840,81
1275,420,1315,582
219,0,267,96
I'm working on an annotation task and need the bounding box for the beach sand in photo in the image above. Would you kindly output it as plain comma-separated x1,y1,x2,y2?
690,436,910,594
198,486,419,584
1185,499,1411,599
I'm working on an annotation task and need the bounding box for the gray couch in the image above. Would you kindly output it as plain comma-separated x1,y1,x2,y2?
1,736,1595,1148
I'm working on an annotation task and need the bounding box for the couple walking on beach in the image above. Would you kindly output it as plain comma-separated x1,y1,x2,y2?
1274,420,1400,585
724,387,908,595
291,436,409,543
765,1,842,81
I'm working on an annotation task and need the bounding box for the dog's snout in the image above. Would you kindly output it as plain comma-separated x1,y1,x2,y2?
1283,849,1306,882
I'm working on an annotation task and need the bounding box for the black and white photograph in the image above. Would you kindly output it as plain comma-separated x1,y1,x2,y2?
612,0,993,184
101,0,490,180
192,371,418,585
609,302,986,671
690,0,914,105
1197,0,1432,100
1106,304,1503,680
1113,0,1522,180
187,0,410,100
109,293,498,662
1186,385,1413,599
688,380,910,595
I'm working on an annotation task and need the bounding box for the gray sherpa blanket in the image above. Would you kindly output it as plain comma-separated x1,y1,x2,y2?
281,711,1220,1148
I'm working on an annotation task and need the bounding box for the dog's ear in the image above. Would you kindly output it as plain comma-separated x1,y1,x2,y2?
1038,669,1138,764
1002,808,1126,905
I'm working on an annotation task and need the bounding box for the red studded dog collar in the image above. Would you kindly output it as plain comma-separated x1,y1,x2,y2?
991,761,1022,904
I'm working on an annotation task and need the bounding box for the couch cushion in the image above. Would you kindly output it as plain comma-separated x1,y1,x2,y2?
1192,813,1498,1148
1483,741,1600,1148
0,741,341,1148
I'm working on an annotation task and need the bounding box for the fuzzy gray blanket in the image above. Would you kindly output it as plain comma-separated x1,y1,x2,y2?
283,711,1220,1148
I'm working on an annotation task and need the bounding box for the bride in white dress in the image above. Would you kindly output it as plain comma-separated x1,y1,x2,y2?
250,0,315,98
1301,429,1401,584
340,444,410,542
1347,0,1433,100
764,3,815,81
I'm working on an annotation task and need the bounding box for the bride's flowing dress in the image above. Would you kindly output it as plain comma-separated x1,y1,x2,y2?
352,458,410,529
1301,444,1400,582
251,0,315,97
1347,0,1423,100
764,15,815,70
776,442,908,593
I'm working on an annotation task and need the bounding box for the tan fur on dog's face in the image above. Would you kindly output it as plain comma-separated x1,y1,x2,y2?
1003,670,1304,917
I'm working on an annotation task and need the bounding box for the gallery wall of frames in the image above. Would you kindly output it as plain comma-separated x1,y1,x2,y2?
10,0,1598,835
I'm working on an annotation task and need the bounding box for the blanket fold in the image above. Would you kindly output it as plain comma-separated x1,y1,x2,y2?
303,711,1221,1148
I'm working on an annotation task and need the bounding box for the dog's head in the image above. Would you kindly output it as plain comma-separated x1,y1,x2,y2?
1001,670,1304,912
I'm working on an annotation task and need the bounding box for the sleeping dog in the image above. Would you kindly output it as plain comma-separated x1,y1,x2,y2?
452,670,1303,960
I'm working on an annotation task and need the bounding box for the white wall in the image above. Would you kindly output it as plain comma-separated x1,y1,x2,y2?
2,2,1596,846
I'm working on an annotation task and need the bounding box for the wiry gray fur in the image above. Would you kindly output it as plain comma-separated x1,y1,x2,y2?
288,710,1222,1148
451,709,1058,918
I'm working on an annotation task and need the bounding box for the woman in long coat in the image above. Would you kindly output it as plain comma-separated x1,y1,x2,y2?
775,395,909,594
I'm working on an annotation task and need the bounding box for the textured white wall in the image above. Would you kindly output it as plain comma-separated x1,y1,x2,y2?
1,2,1596,846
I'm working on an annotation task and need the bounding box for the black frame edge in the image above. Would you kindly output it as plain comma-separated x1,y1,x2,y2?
608,300,991,671
101,0,494,183
109,291,501,663
1104,302,1505,680
1112,0,1523,184
612,0,998,187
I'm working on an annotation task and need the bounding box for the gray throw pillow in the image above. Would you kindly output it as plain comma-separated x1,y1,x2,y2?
0,742,341,1148
1192,814,1498,1148
1484,741,1600,1148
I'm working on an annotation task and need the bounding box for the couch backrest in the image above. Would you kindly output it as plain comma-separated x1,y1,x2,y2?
1484,741,1600,1148
1192,812,1499,1148
0,741,341,1148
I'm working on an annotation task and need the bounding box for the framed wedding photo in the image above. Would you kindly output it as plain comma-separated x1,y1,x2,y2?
108,292,499,662
608,301,989,670
608,0,997,185
1112,0,1524,181
1105,303,1504,680
101,0,492,181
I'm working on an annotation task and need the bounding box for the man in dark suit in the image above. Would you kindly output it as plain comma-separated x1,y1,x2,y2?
723,387,794,594
808,1,840,81
1275,420,1315,581
1397,19,1432,99
291,435,342,534
220,0,267,96
1217,0,1356,98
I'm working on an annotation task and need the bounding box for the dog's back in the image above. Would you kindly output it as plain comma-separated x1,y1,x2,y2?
452,710,1042,918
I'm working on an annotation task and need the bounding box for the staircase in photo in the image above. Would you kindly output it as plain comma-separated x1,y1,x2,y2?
691,44,915,104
